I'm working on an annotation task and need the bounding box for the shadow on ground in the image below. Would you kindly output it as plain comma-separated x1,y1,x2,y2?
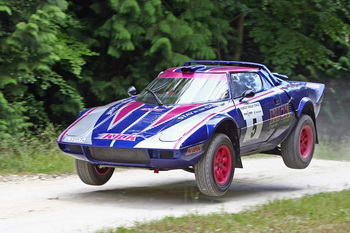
59,177,302,210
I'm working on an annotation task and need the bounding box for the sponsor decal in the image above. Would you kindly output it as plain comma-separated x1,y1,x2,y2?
149,104,202,128
186,144,203,155
65,136,86,143
177,104,215,120
269,103,293,128
141,108,163,112
239,102,264,142
270,104,289,123
97,133,141,141
106,107,118,116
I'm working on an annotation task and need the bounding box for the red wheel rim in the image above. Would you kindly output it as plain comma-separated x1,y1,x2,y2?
213,145,232,185
299,125,313,159
94,166,110,176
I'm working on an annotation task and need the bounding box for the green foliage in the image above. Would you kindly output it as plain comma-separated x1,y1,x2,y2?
0,124,75,174
0,0,350,142
0,5,11,15
0,92,32,139
104,190,350,233
0,0,97,138
239,0,350,75
75,0,220,104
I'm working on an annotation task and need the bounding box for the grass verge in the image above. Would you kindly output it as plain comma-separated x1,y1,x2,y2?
0,125,75,175
104,189,350,233
315,139,350,161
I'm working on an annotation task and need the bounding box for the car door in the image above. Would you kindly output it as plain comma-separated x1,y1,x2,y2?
231,72,288,153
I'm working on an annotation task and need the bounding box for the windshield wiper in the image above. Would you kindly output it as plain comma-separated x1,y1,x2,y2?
144,88,163,106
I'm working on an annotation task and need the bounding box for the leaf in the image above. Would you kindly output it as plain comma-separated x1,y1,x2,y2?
150,37,172,57
119,0,141,15
0,75,17,88
0,5,11,15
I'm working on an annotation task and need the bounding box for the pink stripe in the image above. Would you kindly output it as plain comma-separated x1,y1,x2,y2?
219,90,276,113
112,101,143,125
234,90,276,107
173,113,216,149
158,71,227,81
58,108,97,142
172,90,277,148
152,105,200,127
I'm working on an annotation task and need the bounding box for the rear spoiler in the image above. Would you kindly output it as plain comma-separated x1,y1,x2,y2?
273,73,289,79
305,82,325,104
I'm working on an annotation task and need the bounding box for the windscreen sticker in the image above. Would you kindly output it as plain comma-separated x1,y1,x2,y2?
239,102,264,142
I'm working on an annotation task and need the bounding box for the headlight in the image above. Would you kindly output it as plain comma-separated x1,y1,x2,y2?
159,130,185,142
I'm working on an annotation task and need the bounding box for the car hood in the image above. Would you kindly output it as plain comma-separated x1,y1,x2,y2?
58,97,223,149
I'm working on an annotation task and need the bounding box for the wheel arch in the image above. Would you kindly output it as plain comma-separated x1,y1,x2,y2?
297,97,319,143
207,118,243,168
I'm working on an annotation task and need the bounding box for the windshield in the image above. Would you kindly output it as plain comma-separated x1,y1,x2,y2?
137,75,229,105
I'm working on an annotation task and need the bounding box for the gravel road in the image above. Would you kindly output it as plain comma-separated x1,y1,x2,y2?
0,157,349,233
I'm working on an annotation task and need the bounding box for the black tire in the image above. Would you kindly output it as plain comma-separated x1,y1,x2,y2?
194,133,235,196
281,114,316,169
75,159,115,185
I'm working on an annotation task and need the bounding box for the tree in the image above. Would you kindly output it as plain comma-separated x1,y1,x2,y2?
69,0,224,105
1,0,350,140
220,0,350,77
0,0,96,138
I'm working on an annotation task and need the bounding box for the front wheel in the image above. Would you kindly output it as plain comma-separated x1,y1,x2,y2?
281,114,316,169
195,133,235,196
75,159,115,185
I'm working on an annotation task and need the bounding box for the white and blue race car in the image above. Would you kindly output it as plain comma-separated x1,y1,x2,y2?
57,60,325,196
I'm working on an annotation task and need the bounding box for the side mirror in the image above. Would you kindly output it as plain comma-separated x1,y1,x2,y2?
127,86,137,96
239,89,255,102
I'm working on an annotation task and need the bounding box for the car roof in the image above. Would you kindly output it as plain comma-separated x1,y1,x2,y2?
161,60,282,86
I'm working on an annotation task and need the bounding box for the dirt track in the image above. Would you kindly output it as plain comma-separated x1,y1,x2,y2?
0,157,349,233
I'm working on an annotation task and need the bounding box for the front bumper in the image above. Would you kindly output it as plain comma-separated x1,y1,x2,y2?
57,142,206,170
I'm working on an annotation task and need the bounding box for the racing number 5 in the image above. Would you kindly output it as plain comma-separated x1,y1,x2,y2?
239,102,264,143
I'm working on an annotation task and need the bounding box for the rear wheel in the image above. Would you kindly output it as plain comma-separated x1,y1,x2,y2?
281,115,316,169
75,159,115,185
195,133,235,196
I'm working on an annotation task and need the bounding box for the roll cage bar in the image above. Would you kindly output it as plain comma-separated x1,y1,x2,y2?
182,60,282,86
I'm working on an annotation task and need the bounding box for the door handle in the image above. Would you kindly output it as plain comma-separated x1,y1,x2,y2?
274,98,280,105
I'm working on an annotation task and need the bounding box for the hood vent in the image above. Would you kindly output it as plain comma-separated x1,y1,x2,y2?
181,65,206,73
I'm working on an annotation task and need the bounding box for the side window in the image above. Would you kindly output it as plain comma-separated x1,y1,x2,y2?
259,70,274,89
231,73,263,98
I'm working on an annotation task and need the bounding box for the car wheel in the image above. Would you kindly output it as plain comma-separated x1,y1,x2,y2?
281,114,316,169
195,133,235,196
75,159,115,185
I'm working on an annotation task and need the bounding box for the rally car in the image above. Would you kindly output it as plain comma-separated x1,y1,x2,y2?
57,60,325,196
